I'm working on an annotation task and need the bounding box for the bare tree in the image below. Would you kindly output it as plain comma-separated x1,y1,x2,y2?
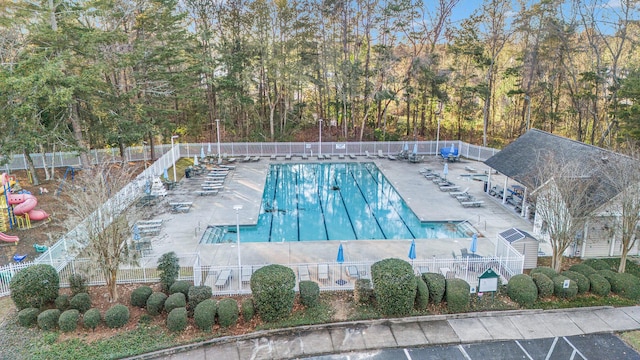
61,161,143,302
529,153,599,271
600,146,640,273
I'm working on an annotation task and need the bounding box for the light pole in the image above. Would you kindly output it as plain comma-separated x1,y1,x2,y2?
215,119,221,164
318,118,323,156
170,135,179,182
233,205,243,291
435,101,443,157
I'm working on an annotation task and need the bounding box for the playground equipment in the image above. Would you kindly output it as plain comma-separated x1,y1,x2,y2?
55,167,77,196
7,193,50,221
0,232,19,243
33,243,48,252
1,173,50,230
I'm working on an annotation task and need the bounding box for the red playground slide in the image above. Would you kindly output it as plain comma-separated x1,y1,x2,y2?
0,232,19,243
7,194,50,221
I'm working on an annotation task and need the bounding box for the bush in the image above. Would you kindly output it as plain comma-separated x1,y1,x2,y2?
506,274,538,307
218,298,239,328
553,275,578,299
146,292,168,316
445,278,470,313
169,280,192,297
68,273,88,296
609,273,640,300
530,266,557,279
130,286,153,308
55,294,70,311
167,307,188,332
415,276,429,310
164,293,187,314
299,281,320,308
187,286,212,314
354,279,373,304
597,269,617,283
37,309,61,331
58,309,80,332
104,304,130,329
371,258,417,316
241,298,254,322
423,273,446,305
250,264,296,322
69,293,92,313
531,273,554,299
194,299,217,331
83,308,101,330
588,273,611,297
582,258,612,271
157,252,181,292
10,264,60,310
561,271,590,294
569,264,597,277
18,308,40,327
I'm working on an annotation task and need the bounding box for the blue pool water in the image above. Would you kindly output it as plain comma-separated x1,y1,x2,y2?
202,162,469,243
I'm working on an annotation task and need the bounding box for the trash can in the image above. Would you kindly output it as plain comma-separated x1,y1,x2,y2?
483,181,488,192
185,168,192,179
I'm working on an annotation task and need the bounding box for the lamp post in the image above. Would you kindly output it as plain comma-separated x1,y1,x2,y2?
318,118,323,156
435,101,443,157
233,205,243,291
170,135,179,182
215,119,221,163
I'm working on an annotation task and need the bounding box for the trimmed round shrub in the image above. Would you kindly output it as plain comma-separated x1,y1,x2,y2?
169,280,191,297
561,271,590,294
371,258,417,316
445,278,470,313
553,275,578,299
104,304,130,329
507,274,538,307
10,264,60,310
241,298,254,322
83,308,101,330
37,309,60,331
167,307,188,332
299,281,320,308
68,273,88,296
354,279,373,304
187,286,212,313
59,309,80,332
609,273,640,300
415,276,429,310
157,252,181,292
218,298,239,328
250,264,296,322
69,293,92,313
569,264,597,277
55,294,70,311
582,258,612,271
531,273,554,299
130,286,153,308
194,299,217,331
597,269,617,283
588,273,611,297
530,266,557,279
164,293,187,314
146,292,168,316
18,308,40,327
423,273,446,304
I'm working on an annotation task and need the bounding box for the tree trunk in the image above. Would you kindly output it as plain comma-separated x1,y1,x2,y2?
69,102,91,168
108,269,118,302
552,250,563,273
619,246,629,273
23,150,40,186
39,144,51,181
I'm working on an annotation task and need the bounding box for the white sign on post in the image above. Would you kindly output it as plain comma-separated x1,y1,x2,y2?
563,279,571,289
478,278,498,293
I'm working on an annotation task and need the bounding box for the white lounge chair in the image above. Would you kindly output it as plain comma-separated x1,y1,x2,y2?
449,187,470,197
241,266,253,283
318,264,329,282
298,266,310,281
365,151,373,159
377,150,385,158
215,269,232,287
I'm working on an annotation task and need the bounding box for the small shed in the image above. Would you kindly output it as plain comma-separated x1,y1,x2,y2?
498,228,539,269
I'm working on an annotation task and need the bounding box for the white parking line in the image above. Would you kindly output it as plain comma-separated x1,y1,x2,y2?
545,337,559,360
563,336,588,360
515,340,535,360
458,345,472,360
403,348,412,359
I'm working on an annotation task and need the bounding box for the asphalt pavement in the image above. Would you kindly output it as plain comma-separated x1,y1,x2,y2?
125,306,640,360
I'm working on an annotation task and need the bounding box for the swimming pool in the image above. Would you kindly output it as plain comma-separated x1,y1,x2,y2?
201,162,470,243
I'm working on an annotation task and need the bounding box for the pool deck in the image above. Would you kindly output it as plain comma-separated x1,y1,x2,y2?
143,155,534,267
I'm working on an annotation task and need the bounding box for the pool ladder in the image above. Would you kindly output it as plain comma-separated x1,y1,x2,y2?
201,226,228,244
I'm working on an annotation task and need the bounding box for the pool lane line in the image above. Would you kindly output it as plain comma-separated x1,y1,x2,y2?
333,171,358,240
316,165,330,240
267,166,278,242
364,166,416,239
349,169,387,239
295,165,300,241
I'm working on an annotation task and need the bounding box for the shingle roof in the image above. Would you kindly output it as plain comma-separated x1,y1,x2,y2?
484,129,631,214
